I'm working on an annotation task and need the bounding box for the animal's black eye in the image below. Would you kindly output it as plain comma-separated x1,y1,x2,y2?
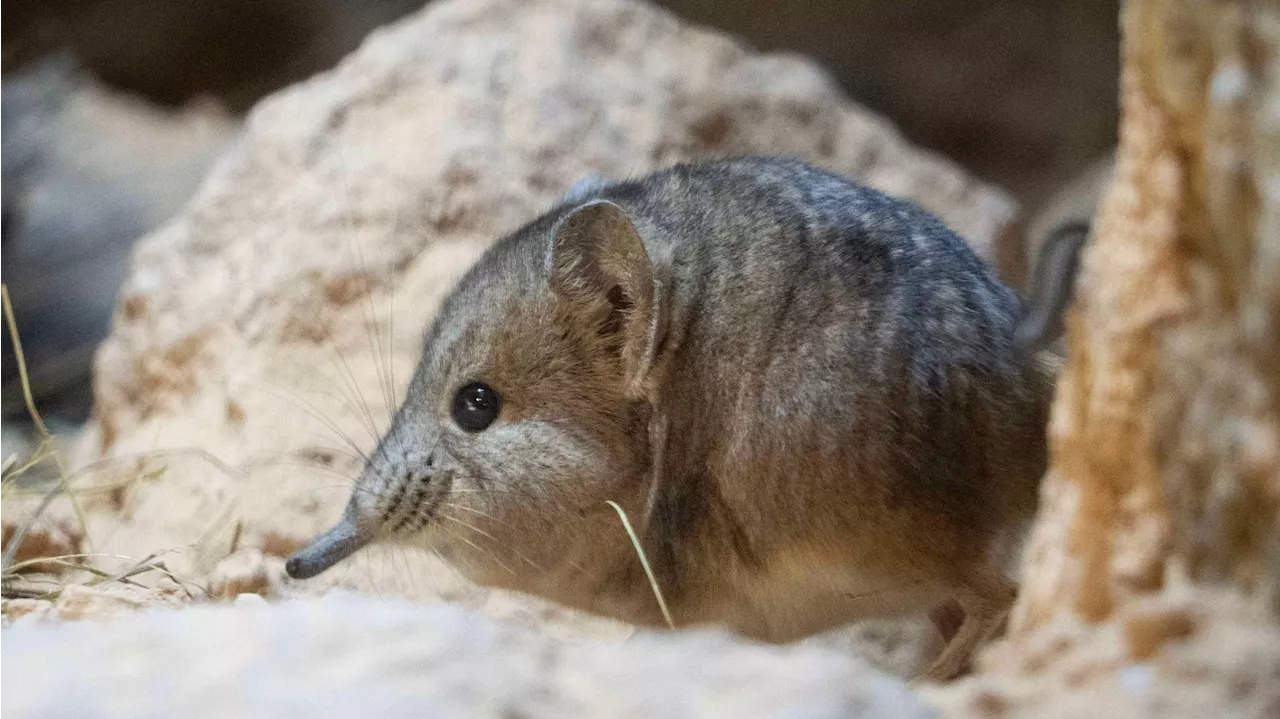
451,382,502,432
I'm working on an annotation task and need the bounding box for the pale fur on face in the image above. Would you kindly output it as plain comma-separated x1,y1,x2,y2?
348,200,663,612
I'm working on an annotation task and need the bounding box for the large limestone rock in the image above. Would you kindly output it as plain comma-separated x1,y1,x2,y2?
1,591,936,719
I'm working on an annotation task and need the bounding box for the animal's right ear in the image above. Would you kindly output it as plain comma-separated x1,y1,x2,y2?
549,200,668,397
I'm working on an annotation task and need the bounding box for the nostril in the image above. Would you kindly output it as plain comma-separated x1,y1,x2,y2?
426,453,435,468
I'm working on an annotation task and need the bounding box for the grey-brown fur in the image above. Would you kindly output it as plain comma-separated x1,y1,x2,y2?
288,156,1073,681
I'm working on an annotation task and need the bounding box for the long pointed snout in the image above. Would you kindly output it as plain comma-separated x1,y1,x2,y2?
285,518,369,580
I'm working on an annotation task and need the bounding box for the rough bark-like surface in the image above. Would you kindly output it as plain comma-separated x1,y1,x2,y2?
926,585,1280,718
1013,0,1280,634
923,1,1280,716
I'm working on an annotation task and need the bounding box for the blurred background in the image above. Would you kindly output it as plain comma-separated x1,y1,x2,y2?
0,0,1118,442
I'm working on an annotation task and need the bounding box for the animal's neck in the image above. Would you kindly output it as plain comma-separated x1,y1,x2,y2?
631,397,760,612
615,263,771,625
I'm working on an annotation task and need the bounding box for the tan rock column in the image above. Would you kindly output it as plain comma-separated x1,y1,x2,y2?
1013,0,1280,635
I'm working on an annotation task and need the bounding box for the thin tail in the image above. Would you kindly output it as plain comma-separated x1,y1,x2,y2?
1013,221,1089,358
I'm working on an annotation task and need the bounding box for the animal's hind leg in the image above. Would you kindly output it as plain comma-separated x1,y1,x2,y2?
929,598,965,644
920,570,1016,682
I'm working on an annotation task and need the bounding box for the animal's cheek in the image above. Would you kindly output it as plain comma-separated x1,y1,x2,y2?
453,420,612,488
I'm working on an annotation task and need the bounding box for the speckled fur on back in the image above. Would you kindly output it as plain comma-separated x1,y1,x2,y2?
288,156,1064,681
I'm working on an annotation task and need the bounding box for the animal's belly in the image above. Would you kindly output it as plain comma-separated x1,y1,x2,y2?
718,562,950,644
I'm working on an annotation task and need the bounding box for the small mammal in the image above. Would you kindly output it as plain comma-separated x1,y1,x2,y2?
286,156,1084,681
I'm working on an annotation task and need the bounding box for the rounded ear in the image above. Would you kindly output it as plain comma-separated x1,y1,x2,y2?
549,200,665,397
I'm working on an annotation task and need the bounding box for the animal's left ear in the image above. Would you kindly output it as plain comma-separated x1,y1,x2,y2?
549,200,666,397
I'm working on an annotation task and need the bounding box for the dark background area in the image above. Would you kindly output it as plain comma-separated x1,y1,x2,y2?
2,0,1118,206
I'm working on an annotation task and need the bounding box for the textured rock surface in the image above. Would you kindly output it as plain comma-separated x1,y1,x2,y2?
927,586,1280,719
1012,0,1280,635
2,0,1018,678
918,1,1280,716
1,591,936,719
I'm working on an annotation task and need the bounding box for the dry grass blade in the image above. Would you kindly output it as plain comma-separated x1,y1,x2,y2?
605,499,675,630
1,551,207,601
2,585,56,599
3,557,148,592
3,552,150,577
2,439,56,484
1,284,93,567
0,478,63,578
2,285,52,439
0,343,97,419
3,446,242,500
85,552,162,587
81,554,205,600
191,503,242,578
